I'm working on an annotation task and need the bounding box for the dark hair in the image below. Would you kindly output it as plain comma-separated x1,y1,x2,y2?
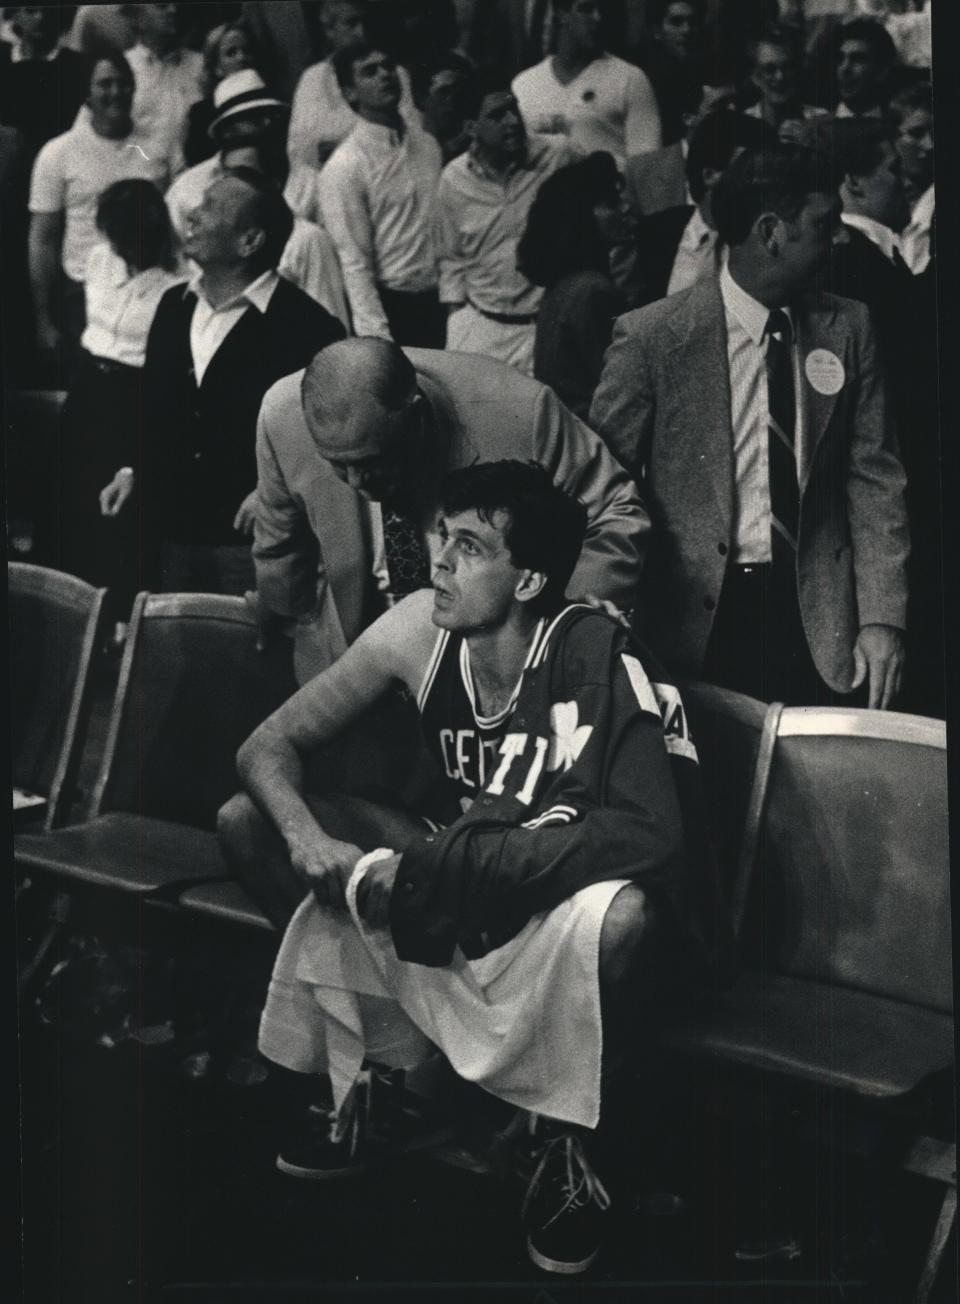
806,117,892,186
711,145,835,247
746,21,801,69
332,38,390,94
409,49,479,114
95,179,176,272
833,17,898,68
649,0,707,29
517,151,621,288
221,166,294,267
438,461,587,616
888,77,932,126
685,110,768,204
84,47,134,95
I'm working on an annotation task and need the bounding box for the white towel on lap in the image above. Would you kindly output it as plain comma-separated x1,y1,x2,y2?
258,849,627,1127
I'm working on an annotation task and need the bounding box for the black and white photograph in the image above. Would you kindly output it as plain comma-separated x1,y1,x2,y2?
4,1,954,1301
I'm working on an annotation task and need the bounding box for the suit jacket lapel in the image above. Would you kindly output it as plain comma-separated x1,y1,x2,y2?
795,296,842,489
668,279,735,522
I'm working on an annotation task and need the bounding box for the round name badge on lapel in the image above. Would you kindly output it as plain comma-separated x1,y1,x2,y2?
804,349,845,396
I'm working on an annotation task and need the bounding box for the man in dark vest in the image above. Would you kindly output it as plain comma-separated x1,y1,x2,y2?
99,166,345,594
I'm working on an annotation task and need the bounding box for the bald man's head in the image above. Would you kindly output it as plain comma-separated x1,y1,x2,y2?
300,338,427,500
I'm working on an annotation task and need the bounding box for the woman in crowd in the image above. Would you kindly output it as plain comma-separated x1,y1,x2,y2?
518,152,630,422
184,19,265,167
27,49,180,373
58,180,182,635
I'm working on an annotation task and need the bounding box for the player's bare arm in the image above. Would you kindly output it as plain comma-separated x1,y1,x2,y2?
237,590,439,906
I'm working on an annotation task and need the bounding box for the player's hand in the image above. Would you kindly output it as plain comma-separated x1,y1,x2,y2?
582,593,631,629
287,829,364,911
355,853,401,929
233,490,259,535
99,469,135,517
851,623,905,710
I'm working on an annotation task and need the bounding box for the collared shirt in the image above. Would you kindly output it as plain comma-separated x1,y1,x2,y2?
666,207,719,296
287,58,419,169
511,52,661,169
720,260,803,564
187,268,279,383
841,211,900,263
29,113,178,281
434,134,572,314
899,184,934,275
835,101,883,120
319,118,442,339
10,41,59,63
126,42,203,157
165,153,322,242
81,242,183,366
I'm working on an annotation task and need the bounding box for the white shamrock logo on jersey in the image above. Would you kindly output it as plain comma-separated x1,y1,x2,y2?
546,700,593,772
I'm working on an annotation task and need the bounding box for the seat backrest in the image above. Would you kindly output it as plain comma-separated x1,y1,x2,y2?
747,708,952,1015
91,593,297,830
681,682,781,941
8,563,107,829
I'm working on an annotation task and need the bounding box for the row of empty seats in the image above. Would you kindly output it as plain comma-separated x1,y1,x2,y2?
8,561,955,1302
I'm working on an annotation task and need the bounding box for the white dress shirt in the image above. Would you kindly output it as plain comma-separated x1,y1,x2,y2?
899,184,934,275
666,207,719,296
81,243,183,366
841,211,900,263
286,58,419,169
319,118,442,339
511,53,661,169
720,261,803,564
188,268,279,384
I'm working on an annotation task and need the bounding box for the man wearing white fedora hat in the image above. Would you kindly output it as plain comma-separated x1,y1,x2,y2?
165,68,352,327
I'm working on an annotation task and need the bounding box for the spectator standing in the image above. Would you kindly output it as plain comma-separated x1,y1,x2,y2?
890,80,933,273
622,82,736,217
512,0,661,169
100,169,345,596
832,17,898,118
0,6,87,159
165,70,350,322
744,24,829,143
320,42,444,345
518,151,628,419
590,147,909,708
435,86,573,374
638,0,707,146
63,5,138,56
410,49,477,164
183,19,264,167
58,181,183,627
126,4,205,162
28,51,180,370
287,0,419,171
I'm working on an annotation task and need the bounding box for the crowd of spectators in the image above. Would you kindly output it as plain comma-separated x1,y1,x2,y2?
0,0,940,718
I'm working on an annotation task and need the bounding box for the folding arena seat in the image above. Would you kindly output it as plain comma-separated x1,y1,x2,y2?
15,592,296,899
671,703,953,1303
9,562,107,832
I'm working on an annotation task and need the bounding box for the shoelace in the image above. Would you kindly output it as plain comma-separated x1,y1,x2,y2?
328,1068,372,1156
522,1131,612,1231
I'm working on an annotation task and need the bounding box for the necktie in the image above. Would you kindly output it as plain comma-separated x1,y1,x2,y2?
764,308,799,563
382,499,431,598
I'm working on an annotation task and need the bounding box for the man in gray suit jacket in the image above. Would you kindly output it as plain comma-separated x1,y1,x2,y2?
253,337,648,682
591,146,908,708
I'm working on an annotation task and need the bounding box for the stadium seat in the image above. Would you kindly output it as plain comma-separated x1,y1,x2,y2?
671,704,954,1303
9,562,107,831
15,591,297,897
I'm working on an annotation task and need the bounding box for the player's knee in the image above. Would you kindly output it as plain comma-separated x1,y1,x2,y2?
599,885,658,987
216,792,266,865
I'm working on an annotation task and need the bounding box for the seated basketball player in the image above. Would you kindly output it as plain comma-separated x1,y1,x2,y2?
218,460,714,1275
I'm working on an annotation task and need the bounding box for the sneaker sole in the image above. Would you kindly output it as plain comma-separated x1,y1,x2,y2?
275,1124,458,1183
526,1235,599,1275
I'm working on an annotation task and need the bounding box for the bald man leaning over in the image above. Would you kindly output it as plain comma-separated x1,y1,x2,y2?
252,338,649,682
